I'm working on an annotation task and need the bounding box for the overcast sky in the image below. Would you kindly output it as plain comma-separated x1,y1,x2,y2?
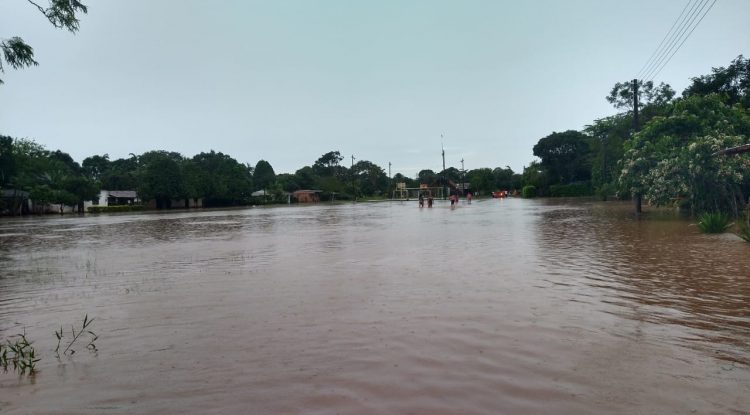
1,0,748,177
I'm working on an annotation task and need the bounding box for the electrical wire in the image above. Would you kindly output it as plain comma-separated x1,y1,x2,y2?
641,0,709,81
646,0,718,82
636,0,694,79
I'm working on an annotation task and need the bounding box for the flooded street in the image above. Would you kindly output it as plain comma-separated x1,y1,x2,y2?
1,198,748,414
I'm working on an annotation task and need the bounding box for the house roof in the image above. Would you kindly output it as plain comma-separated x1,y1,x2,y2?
251,190,269,197
293,190,322,194
108,190,137,198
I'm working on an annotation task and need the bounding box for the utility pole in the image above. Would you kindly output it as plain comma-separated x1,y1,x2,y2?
632,79,642,215
460,158,465,196
351,154,355,202
441,135,447,199
388,161,392,197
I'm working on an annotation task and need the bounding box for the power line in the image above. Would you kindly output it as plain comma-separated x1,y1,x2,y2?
643,0,712,81
646,0,718,82
641,0,708,81
636,0,694,79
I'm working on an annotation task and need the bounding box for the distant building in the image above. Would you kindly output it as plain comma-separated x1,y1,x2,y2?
84,190,140,210
293,190,321,203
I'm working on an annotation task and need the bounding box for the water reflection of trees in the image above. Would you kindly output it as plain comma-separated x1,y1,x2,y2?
533,201,750,364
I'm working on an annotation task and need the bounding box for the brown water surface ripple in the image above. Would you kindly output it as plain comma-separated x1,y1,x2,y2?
0,199,748,414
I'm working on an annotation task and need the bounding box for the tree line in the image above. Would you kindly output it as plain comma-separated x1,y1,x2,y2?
2,55,748,215
0,141,526,214
525,55,750,215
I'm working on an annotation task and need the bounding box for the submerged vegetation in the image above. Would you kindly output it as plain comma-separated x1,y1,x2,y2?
0,331,40,375
0,315,98,377
697,212,732,233
55,314,98,357
735,221,750,242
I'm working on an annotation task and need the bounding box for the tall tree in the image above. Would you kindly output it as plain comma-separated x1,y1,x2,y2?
683,55,750,108
313,151,343,177
137,151,185,208
186,151,252,206
467,168,494,193
417,169,436,185
351,160,387,196
606,80,675,111
253,160,276,190
82,154,110,181
532,130,592,184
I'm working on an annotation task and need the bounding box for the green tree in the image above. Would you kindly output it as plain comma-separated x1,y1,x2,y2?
275,173,299,193
392,173,416,188
253,160,276,190
313,151,343,177
606,80,676,111
522,161,550,195
100,156,138,190
467,168,494,193
619,94,750,214
585,114,630,190
187,151,252,206
293,166,318,190
82,154,110,182
683,55,750,108
351,160,387,196
0,136,17,187
1,0,87,84
492,166,518,190
417,169,437,185
532,130,592,185
137,151,185,208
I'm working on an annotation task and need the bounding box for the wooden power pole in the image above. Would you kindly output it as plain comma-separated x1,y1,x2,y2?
633,79,642,215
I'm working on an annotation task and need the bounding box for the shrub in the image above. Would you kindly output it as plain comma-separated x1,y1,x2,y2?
697,212,731,233
596,183,617,201
549,182,593,197
522,185,537,198
87,205,145,213
736,221,750,242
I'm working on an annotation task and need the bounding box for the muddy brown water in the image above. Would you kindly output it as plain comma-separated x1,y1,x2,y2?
0,198,748,414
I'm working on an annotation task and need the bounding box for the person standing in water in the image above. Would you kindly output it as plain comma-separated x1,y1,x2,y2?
419,193,424,208
427,196,433,208
467,191,472,204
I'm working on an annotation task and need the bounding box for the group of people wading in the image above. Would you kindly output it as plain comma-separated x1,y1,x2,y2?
418,193,434,208
419,191,472,208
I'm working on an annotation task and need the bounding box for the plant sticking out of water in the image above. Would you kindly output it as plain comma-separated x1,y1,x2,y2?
55,314,98,358
0,330,40,375
736,220,750,243
697,212,732,233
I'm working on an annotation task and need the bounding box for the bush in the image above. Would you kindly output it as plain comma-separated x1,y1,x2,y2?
87,205,145,213
549,182,593,197
521,185,537,198
596,183,617,201
697,212,731,233
736,220,750,242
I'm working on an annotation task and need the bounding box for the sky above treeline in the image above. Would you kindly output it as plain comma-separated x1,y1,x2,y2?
1,0,748,177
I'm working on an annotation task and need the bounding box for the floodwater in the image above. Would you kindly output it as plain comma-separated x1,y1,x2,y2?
0,198,748,414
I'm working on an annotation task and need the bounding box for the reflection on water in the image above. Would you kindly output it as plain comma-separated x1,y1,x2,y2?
0,199,748,414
